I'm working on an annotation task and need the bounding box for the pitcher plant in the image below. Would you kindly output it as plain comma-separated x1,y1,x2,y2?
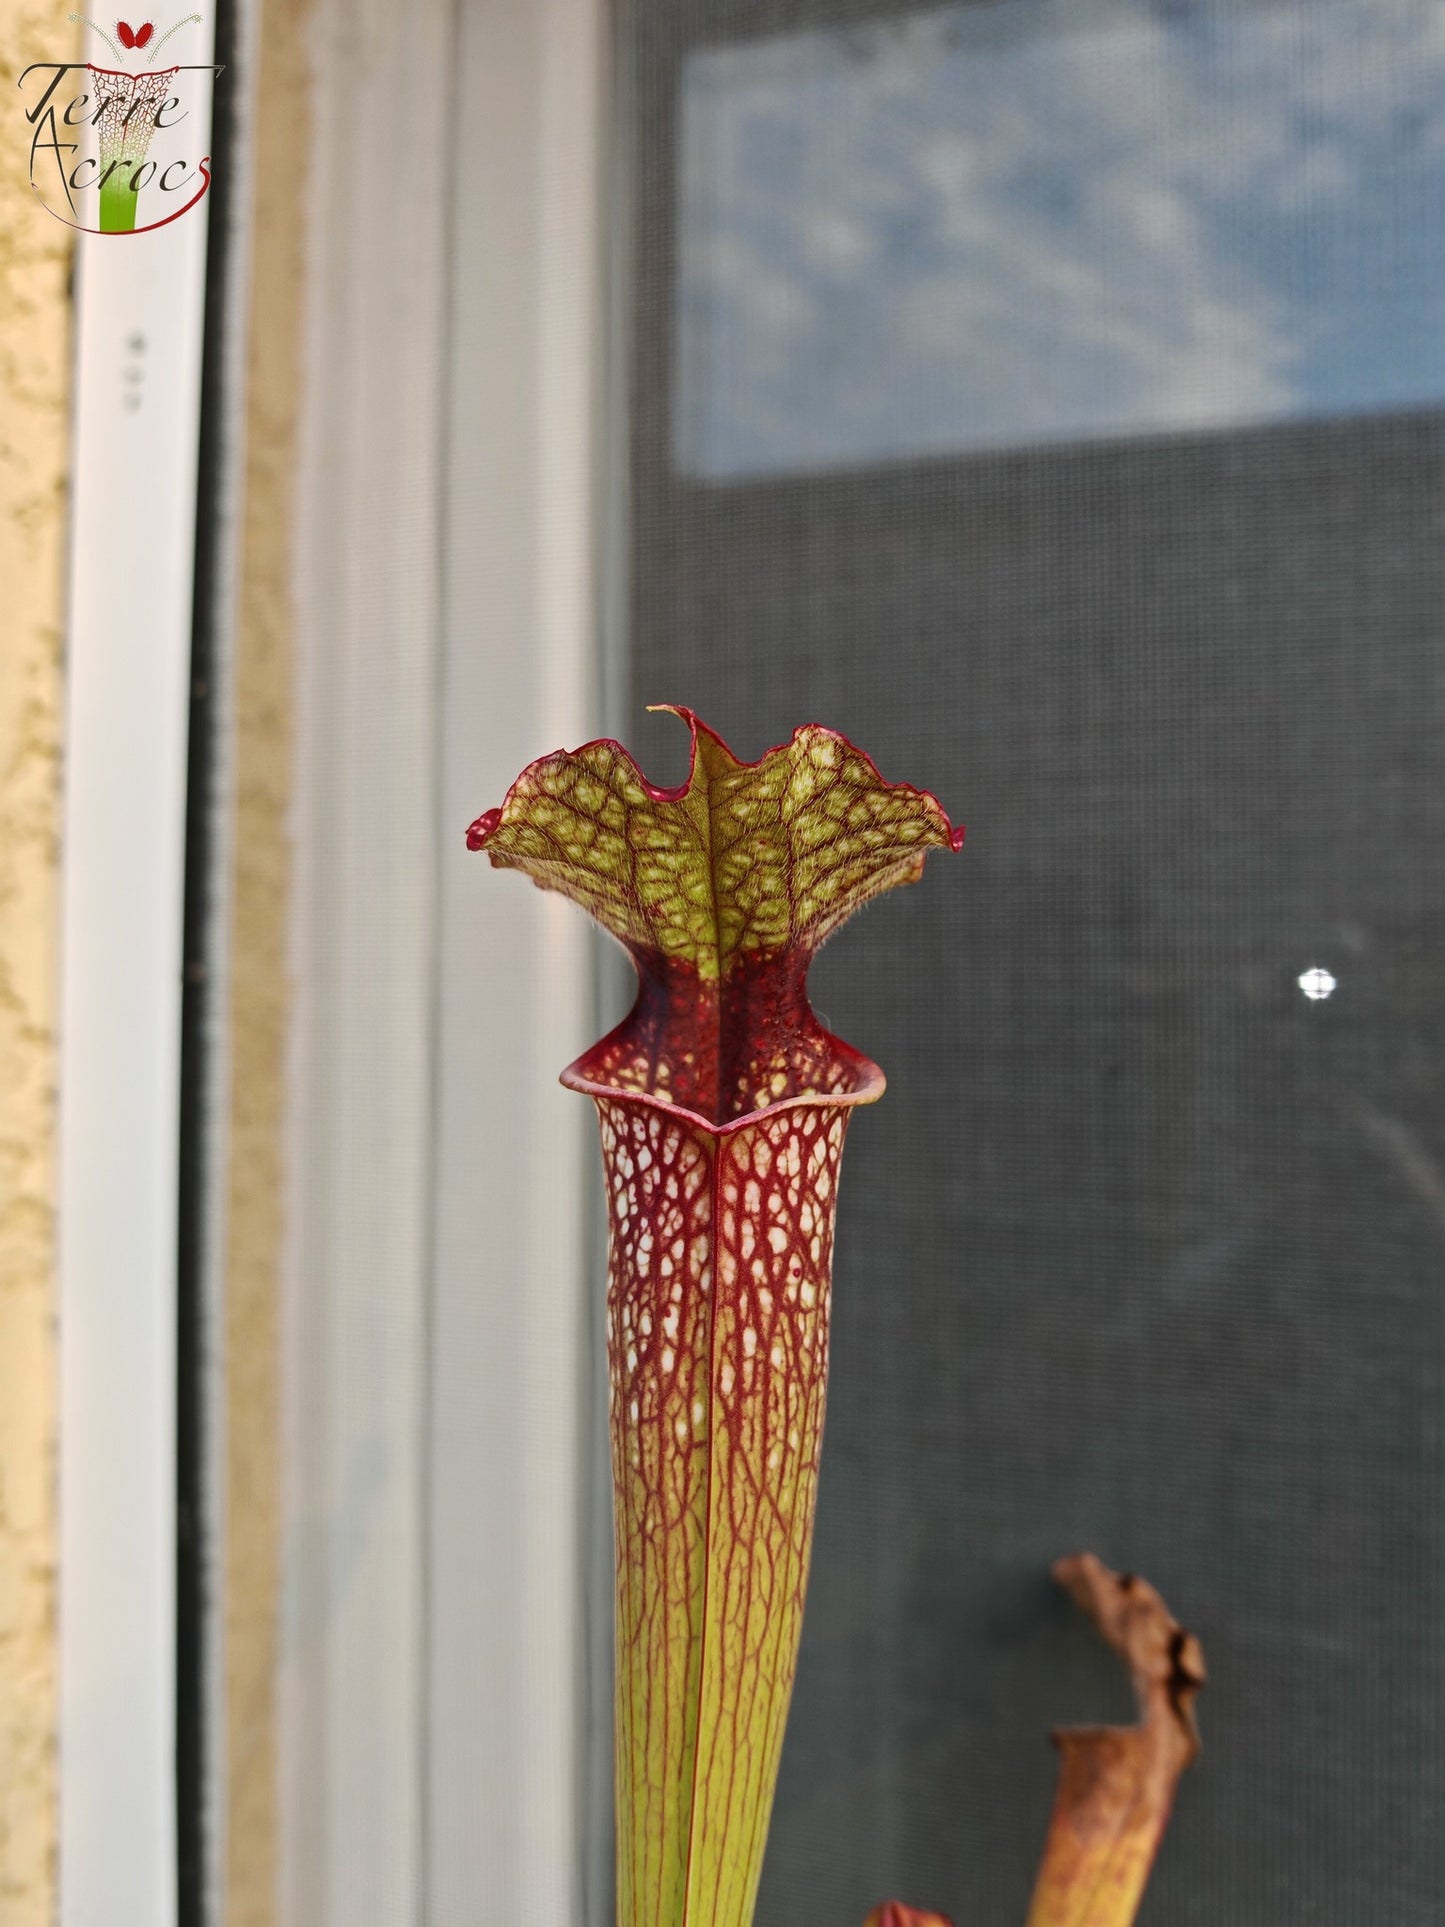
471,709,1203,1927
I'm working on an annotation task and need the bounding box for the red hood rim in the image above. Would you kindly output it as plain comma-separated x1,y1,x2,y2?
559,1052,887,1135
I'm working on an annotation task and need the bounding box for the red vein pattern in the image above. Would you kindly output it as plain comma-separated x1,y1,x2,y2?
470,712,962,1926
600,1094,849,1925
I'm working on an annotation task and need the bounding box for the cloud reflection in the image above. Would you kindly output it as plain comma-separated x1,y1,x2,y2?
675,0,1445,478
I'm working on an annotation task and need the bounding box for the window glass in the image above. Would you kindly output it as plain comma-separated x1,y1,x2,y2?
676,0,1445,476
621,1,1445,1919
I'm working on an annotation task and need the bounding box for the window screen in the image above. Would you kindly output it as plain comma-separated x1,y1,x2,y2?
616,1,1445,1920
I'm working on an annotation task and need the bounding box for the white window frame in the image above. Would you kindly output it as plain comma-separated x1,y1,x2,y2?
58,19,218,1927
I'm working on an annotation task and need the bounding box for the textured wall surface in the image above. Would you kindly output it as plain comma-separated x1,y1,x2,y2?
225,3,310,1922
0,5,73,1921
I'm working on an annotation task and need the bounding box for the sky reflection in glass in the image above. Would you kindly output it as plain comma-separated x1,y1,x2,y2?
675,0,1445,478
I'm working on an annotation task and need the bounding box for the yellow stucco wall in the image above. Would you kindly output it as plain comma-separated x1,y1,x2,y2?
225,4,311,1920
0,6,74,1921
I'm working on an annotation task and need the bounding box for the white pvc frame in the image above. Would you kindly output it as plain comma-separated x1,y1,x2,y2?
58,19,216,1927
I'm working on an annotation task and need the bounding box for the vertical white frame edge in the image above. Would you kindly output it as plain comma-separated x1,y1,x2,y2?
58,19,217,1927
426,0,610,1915
280,0,454,1920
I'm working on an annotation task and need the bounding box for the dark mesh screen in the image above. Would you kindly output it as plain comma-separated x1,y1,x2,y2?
617,1,1445,1921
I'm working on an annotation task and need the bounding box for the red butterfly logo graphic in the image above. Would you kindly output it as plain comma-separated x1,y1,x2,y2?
116,20,155,47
